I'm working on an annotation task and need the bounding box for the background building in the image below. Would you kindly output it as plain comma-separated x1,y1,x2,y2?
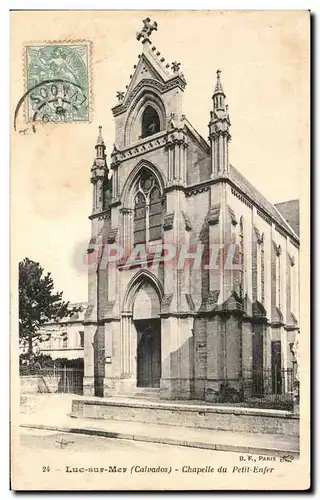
20,302,86,360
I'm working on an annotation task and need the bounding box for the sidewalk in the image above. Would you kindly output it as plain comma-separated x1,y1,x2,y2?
19,394,299,457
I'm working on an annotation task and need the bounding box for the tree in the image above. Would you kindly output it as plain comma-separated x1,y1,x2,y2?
19,258,80,355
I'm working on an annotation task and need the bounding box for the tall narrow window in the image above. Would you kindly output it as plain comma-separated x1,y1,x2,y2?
79,331,84,348
141,106,160,138
257,234,264,304
291,258,296,315
276,246,281,308
133,170,163,245
149,186,162,241
257,242,261,302
261,238,265,304
134,192,147,244
61,332,68,349
239,217,244,299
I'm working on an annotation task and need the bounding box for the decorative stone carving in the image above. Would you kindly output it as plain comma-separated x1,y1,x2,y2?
257,209,272,225
231,187,253,209
182,211,192,231
97,210,111,221
105,301,115,316
116,91,125,102
206,290,220,311
171,61,181,73
87,237,96,254
207,204,220,225
161,294,173,314
114,133,167,163
112,77,186,116
254,226,264,244
185,186,210,197
291,331,300,407
107,228,118,244
185,293,195,311
219,291,243,313
252,300,267,319
275,224,287,238
227,205,238,226
84,305,94,320
163,212,174,231
291,332,300,377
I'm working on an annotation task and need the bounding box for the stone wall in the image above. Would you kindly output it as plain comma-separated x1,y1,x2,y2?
20,375,59,394
71,398,299,436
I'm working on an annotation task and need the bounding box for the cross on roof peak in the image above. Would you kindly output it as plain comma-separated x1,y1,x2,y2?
136,17,158,43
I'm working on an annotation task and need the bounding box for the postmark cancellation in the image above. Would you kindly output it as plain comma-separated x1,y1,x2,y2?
24,41,92,123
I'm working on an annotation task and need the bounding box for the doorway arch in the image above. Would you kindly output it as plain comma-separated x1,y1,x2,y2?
121,271,163,388
133,281,161,387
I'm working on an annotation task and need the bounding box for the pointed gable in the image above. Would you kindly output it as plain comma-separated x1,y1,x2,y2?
275,199,300,237
112,35,186,118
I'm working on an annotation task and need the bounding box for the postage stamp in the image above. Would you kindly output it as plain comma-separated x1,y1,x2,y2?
24,41,91,123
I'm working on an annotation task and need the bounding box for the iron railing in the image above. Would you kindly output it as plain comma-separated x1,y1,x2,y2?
40,365,83,395
241,367,294,410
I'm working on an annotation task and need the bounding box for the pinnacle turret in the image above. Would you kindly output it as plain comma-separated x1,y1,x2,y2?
209,70,231,177
91,126,109,214
214,69,224,94
212,69,227,111
96,125,105,148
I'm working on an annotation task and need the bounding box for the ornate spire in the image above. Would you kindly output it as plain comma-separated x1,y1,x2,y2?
136,17,158,44
93,126,107,168
91,126,108,214
214,69,224,94
209,70,231,177
96,125,105,148
212,69,227,111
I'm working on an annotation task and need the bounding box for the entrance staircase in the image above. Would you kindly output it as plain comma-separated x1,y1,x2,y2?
121,387,160,401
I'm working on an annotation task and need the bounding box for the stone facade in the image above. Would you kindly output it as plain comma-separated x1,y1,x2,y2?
84,19,300,400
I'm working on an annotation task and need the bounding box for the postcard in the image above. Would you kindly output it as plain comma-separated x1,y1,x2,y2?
10,10,310,491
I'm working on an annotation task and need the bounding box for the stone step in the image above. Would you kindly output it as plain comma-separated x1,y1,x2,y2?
121,388,160,400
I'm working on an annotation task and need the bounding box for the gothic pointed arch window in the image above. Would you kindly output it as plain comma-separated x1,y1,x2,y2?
133,169,163,245
239,216,244,299
141,106,160,138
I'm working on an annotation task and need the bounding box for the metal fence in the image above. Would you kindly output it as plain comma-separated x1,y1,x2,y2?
40,365,83,395
241,368,294,410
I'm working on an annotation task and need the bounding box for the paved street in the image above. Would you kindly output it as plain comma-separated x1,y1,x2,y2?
14,426,294,490
20,426,252,460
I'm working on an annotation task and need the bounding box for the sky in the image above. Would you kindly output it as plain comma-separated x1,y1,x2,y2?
11,10,309,303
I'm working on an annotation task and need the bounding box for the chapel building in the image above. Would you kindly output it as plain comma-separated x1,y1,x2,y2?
83,18,300,401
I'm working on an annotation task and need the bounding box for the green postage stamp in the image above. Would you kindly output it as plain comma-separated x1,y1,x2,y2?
25,41,91,123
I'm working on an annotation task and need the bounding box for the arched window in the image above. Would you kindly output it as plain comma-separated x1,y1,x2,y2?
239,216,244,299
141,106,160,138
134,192,147,244
259,236,265,304
133,170,163,245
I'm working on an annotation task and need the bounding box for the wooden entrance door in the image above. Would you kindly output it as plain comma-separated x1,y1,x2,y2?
136,318,161,388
